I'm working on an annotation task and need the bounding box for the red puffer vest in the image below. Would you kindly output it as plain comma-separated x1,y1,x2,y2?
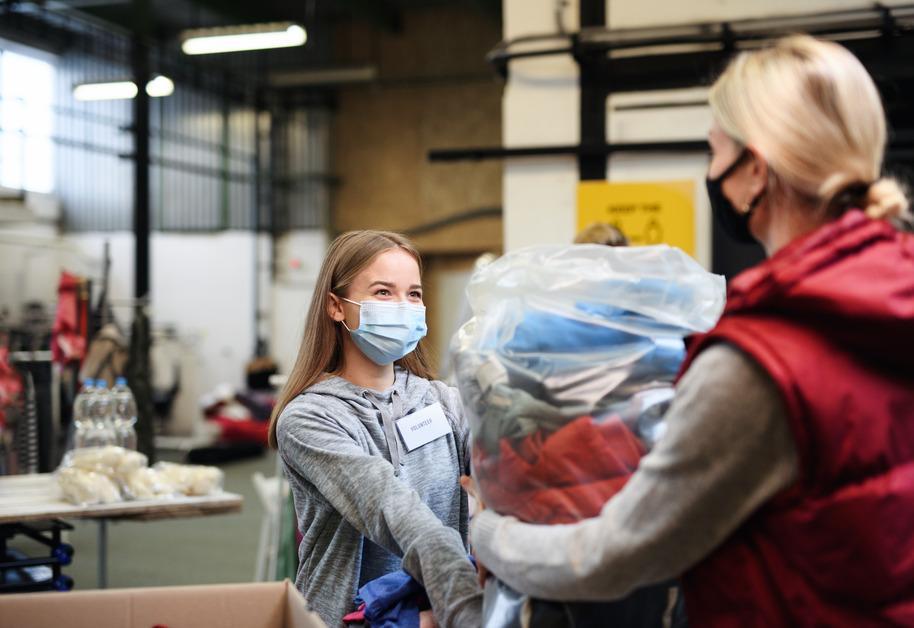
678,210,914,627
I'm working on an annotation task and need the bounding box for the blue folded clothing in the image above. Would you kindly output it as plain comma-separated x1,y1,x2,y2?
504,310,646,355
356,569,426,628
503,301,689,358
497,301,686,408
354,558,479,627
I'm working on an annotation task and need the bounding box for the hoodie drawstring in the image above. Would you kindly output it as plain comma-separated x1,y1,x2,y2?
366,391,404,477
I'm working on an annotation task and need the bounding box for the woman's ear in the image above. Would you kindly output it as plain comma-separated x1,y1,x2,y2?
326,293,346,322
745,145,769,202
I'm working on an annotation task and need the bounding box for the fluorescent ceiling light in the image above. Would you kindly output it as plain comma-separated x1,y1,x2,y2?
181,22,306,55
73,81,138,101
73,77,175,101
145,75,174,97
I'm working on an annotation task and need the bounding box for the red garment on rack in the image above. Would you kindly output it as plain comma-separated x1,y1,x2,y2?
51,272,88,366
474,415,645,525
0,347,23,427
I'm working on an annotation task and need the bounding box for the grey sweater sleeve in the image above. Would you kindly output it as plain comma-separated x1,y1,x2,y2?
470,343,799,601
278,409,481,627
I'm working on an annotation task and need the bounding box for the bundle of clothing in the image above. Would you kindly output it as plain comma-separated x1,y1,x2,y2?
455,244,725,525
452,244,725,627
462,310,682,523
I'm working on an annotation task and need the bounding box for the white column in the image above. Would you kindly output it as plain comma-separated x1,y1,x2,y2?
502,0,580,251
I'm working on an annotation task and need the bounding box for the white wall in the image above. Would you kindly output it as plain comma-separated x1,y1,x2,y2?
63,231,135,304
153,233,259,393
502,0,580,251
0,223,87,315
606,88,714,269
271,230,328,376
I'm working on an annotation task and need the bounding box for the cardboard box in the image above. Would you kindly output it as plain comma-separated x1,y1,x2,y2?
0,580,326,628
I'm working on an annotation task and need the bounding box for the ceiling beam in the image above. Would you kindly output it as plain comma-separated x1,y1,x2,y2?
179,0,403,32
323,0,402,32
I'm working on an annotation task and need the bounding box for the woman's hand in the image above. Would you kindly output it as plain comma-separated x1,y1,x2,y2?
460,475,485,510
460,475,491,588
419,609,439,628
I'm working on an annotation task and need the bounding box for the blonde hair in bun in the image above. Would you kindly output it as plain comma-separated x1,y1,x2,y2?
710,35,911,223
863,178,910,220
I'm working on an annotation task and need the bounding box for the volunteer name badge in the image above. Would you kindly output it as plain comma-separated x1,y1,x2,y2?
396,403,452,452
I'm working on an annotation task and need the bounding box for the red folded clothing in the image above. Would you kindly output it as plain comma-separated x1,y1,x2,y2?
343,602,366,624
474,415,645,524
209,416,270,445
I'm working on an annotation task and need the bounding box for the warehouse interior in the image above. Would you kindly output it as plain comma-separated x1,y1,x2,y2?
1,0,913,626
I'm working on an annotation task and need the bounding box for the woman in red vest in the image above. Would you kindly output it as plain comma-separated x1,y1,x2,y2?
467,35,914,627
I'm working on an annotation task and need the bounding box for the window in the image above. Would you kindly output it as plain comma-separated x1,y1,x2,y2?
0,49,55,193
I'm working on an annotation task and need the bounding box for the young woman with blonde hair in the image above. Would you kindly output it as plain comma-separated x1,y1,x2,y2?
467,35,914,626
270,231,480,627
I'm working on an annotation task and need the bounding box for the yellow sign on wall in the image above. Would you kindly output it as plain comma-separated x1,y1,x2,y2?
577,180,696,257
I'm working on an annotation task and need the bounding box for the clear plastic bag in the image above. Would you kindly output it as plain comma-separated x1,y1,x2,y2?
453,244,725,524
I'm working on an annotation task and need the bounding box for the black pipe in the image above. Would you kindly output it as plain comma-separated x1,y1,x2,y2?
429,140,710,162
252,95,264,357
131,3,150,301
431,139,914,164
402,207,502,237
578,0,607,181
487,3,914,71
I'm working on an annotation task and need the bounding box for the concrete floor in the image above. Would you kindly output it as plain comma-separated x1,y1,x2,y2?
10,449,279,591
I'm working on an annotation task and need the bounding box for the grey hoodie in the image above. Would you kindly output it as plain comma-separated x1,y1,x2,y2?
276,368,482,628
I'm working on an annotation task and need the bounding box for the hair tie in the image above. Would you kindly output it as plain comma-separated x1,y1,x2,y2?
828,180,874,214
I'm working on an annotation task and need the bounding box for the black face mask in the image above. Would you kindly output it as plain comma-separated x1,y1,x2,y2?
706,149,764,244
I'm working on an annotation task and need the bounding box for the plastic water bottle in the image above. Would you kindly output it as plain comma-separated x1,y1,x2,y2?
112,377,138,451
86,380,117,447
72,379,96,449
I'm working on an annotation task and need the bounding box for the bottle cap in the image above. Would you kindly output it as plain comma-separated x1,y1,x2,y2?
115,376,127,386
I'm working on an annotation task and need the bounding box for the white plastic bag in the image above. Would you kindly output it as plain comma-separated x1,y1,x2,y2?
57,447,223,502
57,467,122,506
153,461,224,496
63,446,147,479
453,244,725,524
122,467,179,500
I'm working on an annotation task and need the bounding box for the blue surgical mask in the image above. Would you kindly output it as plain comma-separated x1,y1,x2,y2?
339,297,428,366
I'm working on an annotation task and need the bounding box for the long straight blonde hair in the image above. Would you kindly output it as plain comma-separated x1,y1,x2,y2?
710,35,909,220
268,230,434,448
